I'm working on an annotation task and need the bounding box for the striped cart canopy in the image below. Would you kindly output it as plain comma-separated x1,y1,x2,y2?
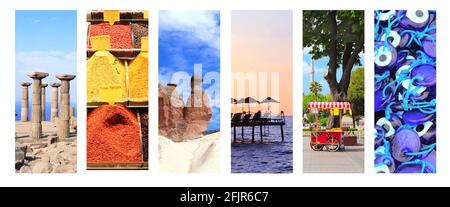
308,102,351,110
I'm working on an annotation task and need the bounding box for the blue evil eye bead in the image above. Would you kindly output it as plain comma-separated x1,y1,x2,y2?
377,10,396,21
395,164,421,173
381,28,411,49
388,113,403,129
401,82,431,101
395,49,411,65
375,155,396,173
395,161,433,173
401,79,426,96
408,89,430,101
428,12,436,24
399,10,430,30
402,109,434,125
427,86,436,100
381,30,401,48
376,117,395,138
374,164,390,173
420,150,436,169
423,39,436,59
374,10,436,173
391,128,421,163
396,28,412,49
375,87,393,112
422,29,436,59
375,125,385,148
411,64,436,87
375,42,397,72
417,121,436,145
385,103,404,113
395,63,411,79
395,151,436,173
375,77,392,91
415,121,432,137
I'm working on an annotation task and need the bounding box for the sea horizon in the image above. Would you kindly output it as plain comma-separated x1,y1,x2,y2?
15,101,77,121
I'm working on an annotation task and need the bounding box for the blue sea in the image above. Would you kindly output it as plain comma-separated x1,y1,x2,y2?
231,116,293,173
15,102,77,121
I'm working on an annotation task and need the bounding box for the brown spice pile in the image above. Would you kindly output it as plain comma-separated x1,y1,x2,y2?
131,22,148,49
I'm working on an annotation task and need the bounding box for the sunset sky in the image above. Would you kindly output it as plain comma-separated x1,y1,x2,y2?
231,11,292,115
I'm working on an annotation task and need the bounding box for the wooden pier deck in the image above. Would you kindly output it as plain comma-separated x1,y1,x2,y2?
231,111,286,143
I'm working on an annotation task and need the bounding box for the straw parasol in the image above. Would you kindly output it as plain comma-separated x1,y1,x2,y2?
260,97,279,113
237,97,259,113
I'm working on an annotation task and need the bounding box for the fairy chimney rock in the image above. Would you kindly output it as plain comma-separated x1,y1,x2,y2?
184,76,212,139
158,78,212,142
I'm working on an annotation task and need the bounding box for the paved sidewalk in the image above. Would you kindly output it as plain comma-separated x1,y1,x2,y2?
303,136,364,173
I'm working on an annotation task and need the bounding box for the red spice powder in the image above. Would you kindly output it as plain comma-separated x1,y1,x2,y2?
87,104,142,163
88,23,132,49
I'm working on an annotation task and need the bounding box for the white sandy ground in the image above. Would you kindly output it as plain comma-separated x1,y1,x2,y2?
159,132,220,173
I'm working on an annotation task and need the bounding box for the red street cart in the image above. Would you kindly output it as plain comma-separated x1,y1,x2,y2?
307,102,352,152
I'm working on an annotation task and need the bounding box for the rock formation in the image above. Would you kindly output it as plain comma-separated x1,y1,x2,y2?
158,76,212,142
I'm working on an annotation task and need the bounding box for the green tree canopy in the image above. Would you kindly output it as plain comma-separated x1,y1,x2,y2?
303,10,364,102
303,10,364,128
309,81,322,101
303,93,331,115
348,67,364,119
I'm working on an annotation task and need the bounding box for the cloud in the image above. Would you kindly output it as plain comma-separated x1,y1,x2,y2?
303,61,311,73
158,67,174,85
302,60,330,95
303,46,312,54
159,11,220,50
16,51,76,74
302,60,326,74
15,50,77,103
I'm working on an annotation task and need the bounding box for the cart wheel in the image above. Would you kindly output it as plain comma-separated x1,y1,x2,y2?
310,143,324,151
326,137,340,152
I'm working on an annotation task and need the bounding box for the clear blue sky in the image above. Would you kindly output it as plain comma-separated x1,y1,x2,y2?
15,10,77,104
159,11,220,131
302,49,365,95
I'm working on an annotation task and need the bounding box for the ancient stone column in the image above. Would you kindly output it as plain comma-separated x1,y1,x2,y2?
50,83,61,123
20,82,32,122
27,72,48,139
41,83,48,121
56,74,76,139
69,106,75,128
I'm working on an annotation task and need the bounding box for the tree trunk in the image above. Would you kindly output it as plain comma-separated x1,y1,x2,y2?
326,90,346,128
324,11,365,129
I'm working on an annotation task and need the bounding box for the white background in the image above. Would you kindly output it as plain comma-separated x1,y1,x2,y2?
0,0,447,187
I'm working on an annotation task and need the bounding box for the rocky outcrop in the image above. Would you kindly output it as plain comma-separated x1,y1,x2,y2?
16,142,77,173
159,76,212,142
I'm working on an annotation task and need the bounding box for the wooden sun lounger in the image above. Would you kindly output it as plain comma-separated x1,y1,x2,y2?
231,111,286,143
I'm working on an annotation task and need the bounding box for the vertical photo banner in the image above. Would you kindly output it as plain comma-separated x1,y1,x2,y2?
15,10,77,173
231,11,293,173
303,10,365,173
158,11,221,173
374,10,436,173
86,10,149,170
